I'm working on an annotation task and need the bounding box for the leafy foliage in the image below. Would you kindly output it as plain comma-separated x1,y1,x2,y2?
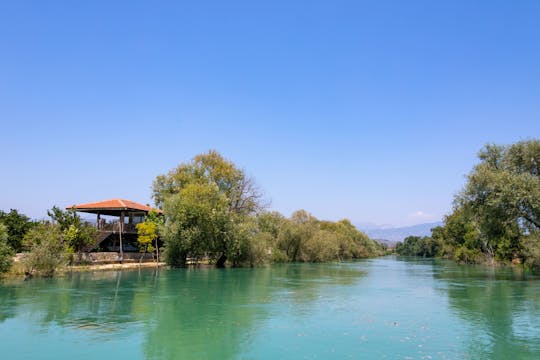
153,150,263,215
160,181,236,267
432,139,540,267
395,236,440,257
0,209,35,252
0,224,13,274
48,206,98,254
136,221,157,254
264,210,383,263
22,223,71,277
154,151,382,267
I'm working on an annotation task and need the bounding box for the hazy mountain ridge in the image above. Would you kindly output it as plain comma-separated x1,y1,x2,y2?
358,221,443,244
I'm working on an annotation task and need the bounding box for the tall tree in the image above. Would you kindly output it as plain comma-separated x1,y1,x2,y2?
153,150,263,215
438,139,540,265
154,151,263,267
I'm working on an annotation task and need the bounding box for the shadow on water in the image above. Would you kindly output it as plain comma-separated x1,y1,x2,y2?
433,260,540,359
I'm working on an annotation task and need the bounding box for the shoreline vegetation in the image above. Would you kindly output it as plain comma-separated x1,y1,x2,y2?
1,139,539,278
395,139,540,271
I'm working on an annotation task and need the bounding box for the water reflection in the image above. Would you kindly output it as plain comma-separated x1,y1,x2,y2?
0,270,158,334
2,260,540,359
143,264,365,360
434,262,540,358
0,264,366,360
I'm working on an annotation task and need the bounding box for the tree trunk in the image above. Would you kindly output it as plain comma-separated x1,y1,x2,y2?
216,253,227,268
174,251,188,268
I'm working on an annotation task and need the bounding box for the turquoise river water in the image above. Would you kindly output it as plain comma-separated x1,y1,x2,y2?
1,257,540,359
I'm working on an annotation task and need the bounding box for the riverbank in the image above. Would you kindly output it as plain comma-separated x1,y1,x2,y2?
5,252,166,278
66,261,166,272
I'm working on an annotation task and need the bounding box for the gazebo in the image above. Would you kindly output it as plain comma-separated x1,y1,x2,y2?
67,199,162,259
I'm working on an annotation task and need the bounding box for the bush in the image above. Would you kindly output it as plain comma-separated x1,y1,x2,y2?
454,246,482,264
22,223,70,277
232,231,272,267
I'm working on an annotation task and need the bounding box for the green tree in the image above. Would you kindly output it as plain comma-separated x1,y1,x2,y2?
136,221,157,261
0,224,13,274
154,151,264,268
47,206,98,255
395,235,439,257
0,209,35,252
153,150,263,215
275,211,382,262
228,217,271,267
436,139,540,266
153,151,381,267
161,182,235,267
276,210,317,262
136,210,163,262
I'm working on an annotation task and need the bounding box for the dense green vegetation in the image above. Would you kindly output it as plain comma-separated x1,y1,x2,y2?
21,207,100,276
6,140,537,274
0,207,100,276
0,151,381,275
0,210,35,275
47,206,98,256
153,150,383,268
0,224,13,274
0,209,35,253
395,236,439,257
396,139,540,269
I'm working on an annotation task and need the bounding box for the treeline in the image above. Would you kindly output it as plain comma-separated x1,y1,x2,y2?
396,140,540,269
0,151,383,276
152,151,384,268
395,236,439,258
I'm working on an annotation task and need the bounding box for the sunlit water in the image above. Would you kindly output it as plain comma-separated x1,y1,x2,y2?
1,257,540,359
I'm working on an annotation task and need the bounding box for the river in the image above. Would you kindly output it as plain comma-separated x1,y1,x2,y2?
1,257,539,359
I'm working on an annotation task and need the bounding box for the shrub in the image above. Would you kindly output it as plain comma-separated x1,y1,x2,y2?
22,223,70,277
454,246,482,264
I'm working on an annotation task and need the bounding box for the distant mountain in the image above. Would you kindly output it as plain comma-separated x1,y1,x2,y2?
358,221,443,244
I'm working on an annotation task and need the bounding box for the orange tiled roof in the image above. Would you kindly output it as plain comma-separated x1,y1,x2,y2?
68,199,162,213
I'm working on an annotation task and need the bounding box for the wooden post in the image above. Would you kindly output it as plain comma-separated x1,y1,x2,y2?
119,211,124,262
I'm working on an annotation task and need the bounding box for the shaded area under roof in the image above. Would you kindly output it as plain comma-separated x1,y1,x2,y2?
68,198,162,216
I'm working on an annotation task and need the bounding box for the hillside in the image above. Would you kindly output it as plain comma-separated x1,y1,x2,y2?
358,222,443,245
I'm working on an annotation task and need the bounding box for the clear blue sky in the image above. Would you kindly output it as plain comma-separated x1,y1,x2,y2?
1,1,539,227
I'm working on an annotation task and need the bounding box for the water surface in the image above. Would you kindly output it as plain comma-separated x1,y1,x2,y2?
1,257,539,359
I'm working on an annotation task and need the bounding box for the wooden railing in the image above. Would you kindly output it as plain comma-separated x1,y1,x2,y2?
96,221,139,233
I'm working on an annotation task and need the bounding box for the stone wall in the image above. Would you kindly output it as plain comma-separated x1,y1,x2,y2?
76,252,156,264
